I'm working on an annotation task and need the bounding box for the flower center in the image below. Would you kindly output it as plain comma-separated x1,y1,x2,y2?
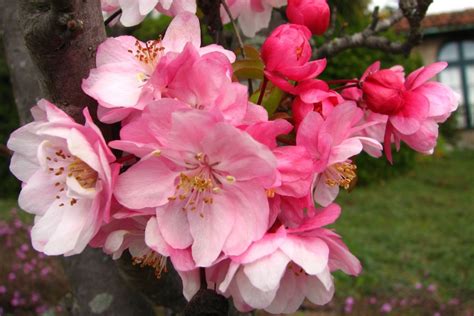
132,252,167,278
287,262,307,277
128,39,164,66
68,158,98,189
44,146,98,207
166,152,235,218
325,162,357,190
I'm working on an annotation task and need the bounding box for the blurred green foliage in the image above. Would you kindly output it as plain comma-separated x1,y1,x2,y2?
0,43,20,199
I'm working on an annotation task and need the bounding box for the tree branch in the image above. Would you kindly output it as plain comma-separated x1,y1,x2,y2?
316,0,433,58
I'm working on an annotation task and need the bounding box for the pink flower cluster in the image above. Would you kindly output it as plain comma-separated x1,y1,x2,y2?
8,9,458,314
102,0,331,37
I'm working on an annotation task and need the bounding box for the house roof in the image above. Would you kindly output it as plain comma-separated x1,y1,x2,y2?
396,9,474,34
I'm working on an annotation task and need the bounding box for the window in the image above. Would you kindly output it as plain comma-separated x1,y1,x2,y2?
438,40,474,128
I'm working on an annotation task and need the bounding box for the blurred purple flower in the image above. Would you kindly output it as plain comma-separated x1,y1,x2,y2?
31,292,40,303
0,286,6,294
369,297,377,305
344,304,353,313
415,282,423,290
14,219,23,228
40,267,51,277
16,249,27,260
20,243,29,252
8,272,16,281
35,305,49,314
380,303,392,313
433,312,441,316
448,298,460,305
345,296,355,306
427,284,437,293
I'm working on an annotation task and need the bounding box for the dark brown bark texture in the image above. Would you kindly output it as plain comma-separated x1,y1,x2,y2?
0,1,41,124
18,0,105,122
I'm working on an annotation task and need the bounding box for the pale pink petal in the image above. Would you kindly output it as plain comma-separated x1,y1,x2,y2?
96,36,138,66
156,201,193,249
221,183,269,256
236,269,278,309
313,173,339,207
114,156,177,209
82,63,147,108
18,170,57,216
242,250,289,293
415,82,460,122
264,270,301,314
187,193,236,267
177,269,201,301
400,119,438,154
405,62,447,90
203,123,277,186
198,44,236,63
145,217,170,256
288,203,341,233
119,0,146,26
317,230,362,275
162,12,201,53
32,197,94,255
280,236,329,275
304,271,335,305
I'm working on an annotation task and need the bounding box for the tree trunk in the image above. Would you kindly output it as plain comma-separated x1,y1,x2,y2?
0,0,41,124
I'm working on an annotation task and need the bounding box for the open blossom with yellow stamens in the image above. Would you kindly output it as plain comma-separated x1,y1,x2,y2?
7,100,119,256
114,109,277,267
296,101,382,207
82,12,235,124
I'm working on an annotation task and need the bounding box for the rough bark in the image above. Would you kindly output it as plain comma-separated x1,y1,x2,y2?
0,0,41,124
18,0,105,122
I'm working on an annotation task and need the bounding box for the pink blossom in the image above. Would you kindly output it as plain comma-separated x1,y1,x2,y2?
83,13,235,123
180,204,360,313
149,43,247,125
261,24,327,93
361,62,459,161
7,100,119,256
0,286,6,294
292,79,344,127
114,109,277,267
380,303,392,313
220,0,287,37
90,212,151,260
8,273,15,281
101,0,196,26
296,102,382,206
286,0,330,35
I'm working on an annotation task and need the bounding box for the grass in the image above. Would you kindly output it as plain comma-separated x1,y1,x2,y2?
332,150,474,309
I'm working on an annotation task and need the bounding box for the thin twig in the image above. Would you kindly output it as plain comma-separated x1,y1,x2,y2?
220,0,253,93
370,6,380,31
105,9,122,26
220,0,245,58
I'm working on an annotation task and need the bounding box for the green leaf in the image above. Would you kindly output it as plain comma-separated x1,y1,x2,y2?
232,59,264,80
250,83,284,116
